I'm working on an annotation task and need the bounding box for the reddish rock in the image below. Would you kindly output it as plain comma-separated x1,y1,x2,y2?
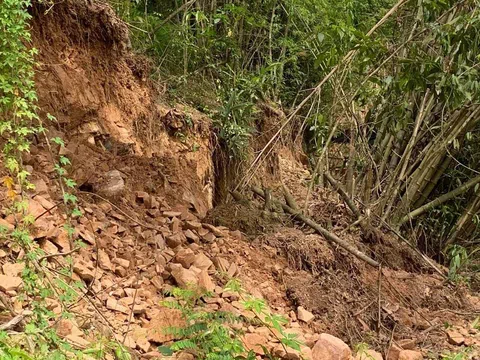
386,345,401,360
184,221,202,231
106,298,129,314
202,224,225,237
398,350,422,360
98,249,113,271
193,253,213,270
171,265,198,288
73,259,95,282
198,270,215,292
0,275,22,291
184,229,199,243
145,307,185,342
312,333,351,360
2,263,25,277
297,306,315,323
213,257,230,272
0,218,14,231
98,170,125,198
166,233,185,248
447,330,465,346
174,248,196,268
114,257,130,269
242,333,268,355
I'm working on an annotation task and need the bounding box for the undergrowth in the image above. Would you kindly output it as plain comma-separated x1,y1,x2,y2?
160,279,303,360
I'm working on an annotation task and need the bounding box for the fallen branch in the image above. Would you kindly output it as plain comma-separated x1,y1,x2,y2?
282,184,299,210
251,187,380,267
0,314,24,331
324,171,362,218
38,247,80,263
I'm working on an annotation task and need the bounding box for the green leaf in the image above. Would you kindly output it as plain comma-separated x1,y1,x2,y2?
158,346,175,356
51,137,65,147
59,156,71,166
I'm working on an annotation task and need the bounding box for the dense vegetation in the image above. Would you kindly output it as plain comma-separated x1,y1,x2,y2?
113,0,480,276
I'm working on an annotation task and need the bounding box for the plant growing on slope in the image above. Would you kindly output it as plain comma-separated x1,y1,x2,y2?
0,1,132,358
160,279,303,360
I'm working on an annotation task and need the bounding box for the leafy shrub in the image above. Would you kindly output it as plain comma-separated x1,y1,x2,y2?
159,279,303,360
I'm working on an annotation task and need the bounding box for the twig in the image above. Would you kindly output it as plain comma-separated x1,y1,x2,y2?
324,171,362,218
34,201,61,221
353,301,374,317
0,314,24,331
282,184,299,210
386,324,397,359
377,265,382,335
37,247,80,263
123,276,139,345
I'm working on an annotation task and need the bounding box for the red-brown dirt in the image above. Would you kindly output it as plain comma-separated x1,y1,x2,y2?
0,1,477,359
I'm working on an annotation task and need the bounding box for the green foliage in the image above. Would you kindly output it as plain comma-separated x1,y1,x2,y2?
440,347,473,360
161,280,303,359
0,1,131,358
110,0,395,157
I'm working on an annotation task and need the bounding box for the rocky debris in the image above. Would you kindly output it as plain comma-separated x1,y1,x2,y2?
97,170,125,198
73,259,95,281
213,256,230,273
4,169,473,360
355,350,383,360
312,333,352,360
0,218,14,231
446,329,465,346
145,307,185,343
242,333,268,355
170,264,198,288
198,270,215,292
0,274,23,292
2,262,25,277
97,249,113,271
174,248,196,268
193,252,212,270
106,298,130,314
397,350,423,360
297,306,315,323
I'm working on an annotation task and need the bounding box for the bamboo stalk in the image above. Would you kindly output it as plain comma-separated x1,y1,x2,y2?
400,174,480,225
324,171,362,218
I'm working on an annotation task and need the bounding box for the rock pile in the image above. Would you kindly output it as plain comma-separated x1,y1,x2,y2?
1,183,478,359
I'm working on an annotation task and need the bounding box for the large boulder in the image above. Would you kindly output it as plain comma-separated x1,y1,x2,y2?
312,334,352,360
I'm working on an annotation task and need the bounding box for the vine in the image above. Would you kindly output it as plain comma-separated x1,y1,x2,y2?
0,1,126,358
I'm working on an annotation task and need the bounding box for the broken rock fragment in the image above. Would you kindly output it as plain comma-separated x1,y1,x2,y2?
170,264,198,288
297,306,315,323
145,307,185,342
174,248,196,268
0,275,23,292
312,333,351,360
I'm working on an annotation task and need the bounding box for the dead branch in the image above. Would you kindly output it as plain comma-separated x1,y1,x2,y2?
400,174,480,225
324,171,362,218
0,314,24,331
282,184,299,210
250,186,380,267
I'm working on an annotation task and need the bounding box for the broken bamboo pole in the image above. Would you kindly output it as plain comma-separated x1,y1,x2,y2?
400,174,480,225
324,171,362,218
251,187,380,268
